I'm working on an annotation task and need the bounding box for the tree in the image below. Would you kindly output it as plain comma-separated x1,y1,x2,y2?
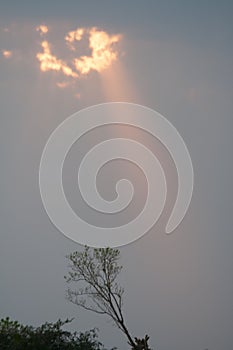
65,247,151,350
0,317,109,350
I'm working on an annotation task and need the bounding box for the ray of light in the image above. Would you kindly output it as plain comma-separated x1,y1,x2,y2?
100,59,138,103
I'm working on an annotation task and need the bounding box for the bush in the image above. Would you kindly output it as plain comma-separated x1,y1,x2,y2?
0,317,111,350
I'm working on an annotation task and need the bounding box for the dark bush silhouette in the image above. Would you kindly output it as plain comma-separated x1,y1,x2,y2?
0,317,110,350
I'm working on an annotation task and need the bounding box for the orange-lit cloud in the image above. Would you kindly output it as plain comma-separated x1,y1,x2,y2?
36,26,121,83
74,28,121,74
65,28,84,50
2,50,12,59
56,81,70,89
65,28,84,42
74,92,81,99
1,22,125,102
36,25,48,35
36,40,78,78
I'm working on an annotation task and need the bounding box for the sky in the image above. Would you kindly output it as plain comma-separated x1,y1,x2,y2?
1,1,233,349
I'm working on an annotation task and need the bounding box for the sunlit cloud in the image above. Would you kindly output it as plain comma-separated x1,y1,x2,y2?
65,28,84,42
65,28,84,51
36,25,48,36
36,26,121,82
74,28,121,74
2,50,12,59
56,81,71,89
36,40,78,78
74,92,81,99
2,23,122,96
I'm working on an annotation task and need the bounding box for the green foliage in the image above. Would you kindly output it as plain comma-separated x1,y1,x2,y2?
0,317,110,350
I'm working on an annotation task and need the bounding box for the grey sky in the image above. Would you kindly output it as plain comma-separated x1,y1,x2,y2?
0,1,233,350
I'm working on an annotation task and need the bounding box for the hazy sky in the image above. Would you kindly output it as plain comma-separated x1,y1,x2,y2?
1,1,233,350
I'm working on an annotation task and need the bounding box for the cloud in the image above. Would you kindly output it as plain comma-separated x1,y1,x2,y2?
73,28,121,74
36,26,121,80
1,23,122,94
74,92,81,99
36,40,78,78
65,28,84,51
65,28,84,42
36,25,48,36
56,81,71,89
2,50,12,59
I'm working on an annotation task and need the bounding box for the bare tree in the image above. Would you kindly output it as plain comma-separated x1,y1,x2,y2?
65,246,151,350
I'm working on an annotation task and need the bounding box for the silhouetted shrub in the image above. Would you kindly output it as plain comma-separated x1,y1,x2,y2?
0,317,111,350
